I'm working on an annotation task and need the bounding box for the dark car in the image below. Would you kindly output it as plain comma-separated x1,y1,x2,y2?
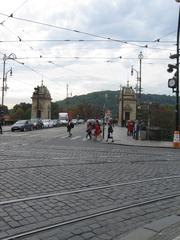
30,119,44,130
11,120,34,132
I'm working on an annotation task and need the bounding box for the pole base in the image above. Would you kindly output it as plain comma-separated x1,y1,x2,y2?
173,131,180,148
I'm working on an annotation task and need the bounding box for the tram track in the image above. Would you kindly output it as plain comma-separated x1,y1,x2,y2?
1,175,180,206
3,192,180,240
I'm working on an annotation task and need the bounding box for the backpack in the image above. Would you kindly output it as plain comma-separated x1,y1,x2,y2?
70,122,74,128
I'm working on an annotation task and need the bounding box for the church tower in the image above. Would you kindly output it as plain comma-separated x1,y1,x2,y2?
119,81,137,126
31,82,52,119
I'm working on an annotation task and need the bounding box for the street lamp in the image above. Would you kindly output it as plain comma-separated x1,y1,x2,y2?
138,51,143,99
1,53,16,106
131,65,139,97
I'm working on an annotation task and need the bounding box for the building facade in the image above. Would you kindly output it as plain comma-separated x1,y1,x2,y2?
31,83,52,119
119,83,137,126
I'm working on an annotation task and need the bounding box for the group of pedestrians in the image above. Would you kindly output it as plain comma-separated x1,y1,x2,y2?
86,120,102,140
86,120,114,142
126,120,140,140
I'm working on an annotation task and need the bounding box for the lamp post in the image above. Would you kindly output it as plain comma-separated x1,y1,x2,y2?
131,65,139,97
168,2,180,132
138,51,143,99
1,53,16,106
121,87,124,127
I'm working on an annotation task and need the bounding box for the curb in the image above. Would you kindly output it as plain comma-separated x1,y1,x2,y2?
103,140,173,149
119,215,180,240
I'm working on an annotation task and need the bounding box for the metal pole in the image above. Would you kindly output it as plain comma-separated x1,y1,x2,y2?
121,87,124,126
138,52,143,99
1,55,6,106
176,6,180,131
139,58,142,98
102,104,105,139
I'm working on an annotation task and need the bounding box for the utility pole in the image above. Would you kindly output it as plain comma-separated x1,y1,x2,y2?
2,56,6,106
121,87,124,127
138,52,143,99
1,53,16,106
176,7,180,132
167,7,180,132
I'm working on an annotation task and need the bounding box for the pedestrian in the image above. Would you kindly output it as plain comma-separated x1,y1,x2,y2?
106,122,114,142
67,120,74,137
0,120,2,134
95,120,102,141
133,120,139,140
86,122,92,139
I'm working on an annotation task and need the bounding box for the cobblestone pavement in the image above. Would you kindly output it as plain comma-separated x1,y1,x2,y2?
0,125,180,240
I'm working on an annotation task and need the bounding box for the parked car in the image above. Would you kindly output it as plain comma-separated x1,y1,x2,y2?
42,119,54,128
52,119,61,127
11,120,34,132
78,119,85,124
59,119,68,126
72,119,78,125
31,119,44,130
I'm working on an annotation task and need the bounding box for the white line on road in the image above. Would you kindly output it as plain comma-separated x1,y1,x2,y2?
61,135,69,139
71,136,81,140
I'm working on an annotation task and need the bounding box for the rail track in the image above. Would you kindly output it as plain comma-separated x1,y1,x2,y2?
3,192,180,240
1,175,180,239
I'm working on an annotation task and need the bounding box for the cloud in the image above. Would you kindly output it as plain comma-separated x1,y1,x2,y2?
0,0,178,108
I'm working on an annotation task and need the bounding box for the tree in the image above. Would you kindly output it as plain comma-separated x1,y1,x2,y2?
9,103,31,121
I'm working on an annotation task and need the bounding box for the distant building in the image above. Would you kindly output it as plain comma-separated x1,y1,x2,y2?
31,82,52,119
119,82,137,126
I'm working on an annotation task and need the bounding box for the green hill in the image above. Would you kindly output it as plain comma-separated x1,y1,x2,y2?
55,91,176,119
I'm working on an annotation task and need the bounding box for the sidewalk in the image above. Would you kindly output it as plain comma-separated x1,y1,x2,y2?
105,125,172,148
119,215,180,240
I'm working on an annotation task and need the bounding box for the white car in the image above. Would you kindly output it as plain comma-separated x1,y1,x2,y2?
42,119,54,128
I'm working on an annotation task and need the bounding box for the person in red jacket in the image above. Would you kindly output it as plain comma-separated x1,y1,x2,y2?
95,120,102,140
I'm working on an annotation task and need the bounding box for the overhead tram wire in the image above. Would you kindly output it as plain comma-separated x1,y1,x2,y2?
0,12,176,53
0,24,36,51
0,0,29,25
0,12,149,49
0,39,176,52
0,39,176,43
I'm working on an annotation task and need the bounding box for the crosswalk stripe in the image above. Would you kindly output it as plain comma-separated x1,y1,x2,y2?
61,135,69,139
71,136,81,140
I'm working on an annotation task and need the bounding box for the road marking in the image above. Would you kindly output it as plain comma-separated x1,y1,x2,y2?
71,136,81,140
61,135,69,139
173,236,180,240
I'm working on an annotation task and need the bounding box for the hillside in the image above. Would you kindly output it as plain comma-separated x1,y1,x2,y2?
56,91,176,118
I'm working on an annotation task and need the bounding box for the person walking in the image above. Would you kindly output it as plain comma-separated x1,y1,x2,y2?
106,122,114,142
94,120,102,141
0,120,2,134
67,120,74,137
86,122,92,140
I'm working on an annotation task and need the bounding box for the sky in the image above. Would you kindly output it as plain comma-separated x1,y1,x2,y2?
0,0,179,108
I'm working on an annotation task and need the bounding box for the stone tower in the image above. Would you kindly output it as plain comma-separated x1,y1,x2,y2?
31,82,52,119
119,82,137,126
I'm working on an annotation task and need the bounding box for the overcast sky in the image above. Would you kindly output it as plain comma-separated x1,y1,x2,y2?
0,0,179,107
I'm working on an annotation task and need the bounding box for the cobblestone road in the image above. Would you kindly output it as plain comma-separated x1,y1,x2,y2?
0,125,180,240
